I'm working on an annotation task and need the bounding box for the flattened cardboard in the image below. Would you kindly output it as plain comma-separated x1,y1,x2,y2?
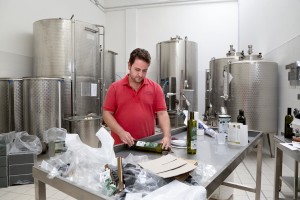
138,154,197,178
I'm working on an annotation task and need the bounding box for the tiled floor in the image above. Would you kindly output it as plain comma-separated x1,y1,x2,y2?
0,149,296,200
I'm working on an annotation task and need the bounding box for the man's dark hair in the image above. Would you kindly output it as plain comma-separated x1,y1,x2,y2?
129,48,151,65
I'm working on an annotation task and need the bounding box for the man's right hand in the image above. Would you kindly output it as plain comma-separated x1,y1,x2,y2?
119,131,135,147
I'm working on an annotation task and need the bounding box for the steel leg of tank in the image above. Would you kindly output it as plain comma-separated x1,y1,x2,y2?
267,132,274,157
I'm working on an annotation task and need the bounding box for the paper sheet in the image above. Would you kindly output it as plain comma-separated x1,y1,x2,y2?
138,154,197,178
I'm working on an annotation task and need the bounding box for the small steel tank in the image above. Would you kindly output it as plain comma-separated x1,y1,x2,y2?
207,45,239,122
23,77,63,140
64,115,101,148
157,36,198,127
0,78,23,133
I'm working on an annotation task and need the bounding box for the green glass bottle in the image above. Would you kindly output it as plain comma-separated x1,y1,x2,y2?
237,109,246,125
131,140,169,154
187,111,197,154
284,107,294,139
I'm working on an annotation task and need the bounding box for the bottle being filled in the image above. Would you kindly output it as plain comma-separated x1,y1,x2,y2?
237,109,246,125
187,111,197,154
130,140,170,154
284,107,294,139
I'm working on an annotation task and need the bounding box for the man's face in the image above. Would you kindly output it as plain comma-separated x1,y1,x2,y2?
128,58,149,83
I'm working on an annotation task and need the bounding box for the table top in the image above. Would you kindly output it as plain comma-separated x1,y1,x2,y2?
114,127,263,197
32,126,263,199
274,135,300,161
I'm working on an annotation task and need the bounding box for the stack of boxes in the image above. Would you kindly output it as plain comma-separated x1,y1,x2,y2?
0,141,36,187
8,152,36,185
0,143,10,187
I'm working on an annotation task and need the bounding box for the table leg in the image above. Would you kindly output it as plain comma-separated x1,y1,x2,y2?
274,147,283,200
35,178,46,200
255,141,263,200
294,161,298,199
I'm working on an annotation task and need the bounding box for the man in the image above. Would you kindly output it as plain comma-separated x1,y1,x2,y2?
103,48,171,150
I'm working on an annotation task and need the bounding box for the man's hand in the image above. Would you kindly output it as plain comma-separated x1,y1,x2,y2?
161,136,171,150
119,131,135,147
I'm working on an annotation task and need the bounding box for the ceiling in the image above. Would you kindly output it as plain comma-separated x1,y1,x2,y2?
91,0,227,11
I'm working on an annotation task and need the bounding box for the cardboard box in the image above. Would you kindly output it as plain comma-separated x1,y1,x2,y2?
8,153,36,165
0,143,11,156
0,177,8,188
9,174,33,186
0,156,7,167
0,167,8,177
9,164,33,176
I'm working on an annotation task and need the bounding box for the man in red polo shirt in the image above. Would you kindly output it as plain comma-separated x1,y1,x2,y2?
103,48,171,150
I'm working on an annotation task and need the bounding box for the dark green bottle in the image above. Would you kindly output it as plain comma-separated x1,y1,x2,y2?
131,141,169,154
187,111,197,154
237,109,246,125
284,108,294,139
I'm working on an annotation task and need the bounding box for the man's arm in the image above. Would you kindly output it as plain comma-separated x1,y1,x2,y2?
103,110,135,146
157,110,171,150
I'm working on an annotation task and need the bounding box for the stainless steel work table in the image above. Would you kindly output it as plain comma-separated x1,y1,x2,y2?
274,135,300,200
33,127,263,200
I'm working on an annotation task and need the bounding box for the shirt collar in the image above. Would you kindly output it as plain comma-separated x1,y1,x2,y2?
121,74,149,86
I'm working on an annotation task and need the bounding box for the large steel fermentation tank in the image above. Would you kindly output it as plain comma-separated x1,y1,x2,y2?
103,50,117,99
33,18,103,147
207,45,239,122
157,36,198,127
23,78,63,141
0,79,23,133
224,53,278,133
33,18,102,117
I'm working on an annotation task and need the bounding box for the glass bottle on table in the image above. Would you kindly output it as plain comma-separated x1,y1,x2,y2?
237,109,246,125
130,140,170,154
187,111,197,154
284,107,294,139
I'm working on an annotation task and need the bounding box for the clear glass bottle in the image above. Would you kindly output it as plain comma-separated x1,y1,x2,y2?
237,109,246,125
284,107,294,139
187,111,197,154
131,140,169,154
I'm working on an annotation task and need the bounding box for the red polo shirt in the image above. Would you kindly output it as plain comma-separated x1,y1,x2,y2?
103,75,167,144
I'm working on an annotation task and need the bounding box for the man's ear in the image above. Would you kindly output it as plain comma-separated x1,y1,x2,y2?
128,62,131,70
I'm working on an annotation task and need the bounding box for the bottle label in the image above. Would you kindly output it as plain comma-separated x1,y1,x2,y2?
136,141,158,149
191,127,197,150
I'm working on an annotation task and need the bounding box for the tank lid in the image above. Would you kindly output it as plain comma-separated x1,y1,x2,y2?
22,77,64,80
0,78,22,81
64,115,101,121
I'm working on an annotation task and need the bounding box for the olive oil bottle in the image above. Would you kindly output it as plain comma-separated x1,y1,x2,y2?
187,111,197,154
237,109,246,125
284,107,294,139
131,141,169,154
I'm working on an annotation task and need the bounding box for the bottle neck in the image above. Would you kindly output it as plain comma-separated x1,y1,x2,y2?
287,108,292,115
189,111,194,120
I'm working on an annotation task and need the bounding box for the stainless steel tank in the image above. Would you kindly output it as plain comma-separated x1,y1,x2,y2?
103,50,117,103
206,46,239,125
33,18,102,117
23,77,63,140
224,54,278,133
0,79,23,133
157,36,198,127
64,115,101,148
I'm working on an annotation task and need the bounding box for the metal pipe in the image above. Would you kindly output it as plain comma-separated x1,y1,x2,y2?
71,18,76,116
95,25,105,115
